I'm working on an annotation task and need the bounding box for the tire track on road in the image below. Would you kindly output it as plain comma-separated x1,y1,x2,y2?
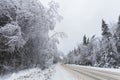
64,65,120,80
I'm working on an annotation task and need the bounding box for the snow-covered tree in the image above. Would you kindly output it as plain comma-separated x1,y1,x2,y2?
66,17,120,68
0,0,62,74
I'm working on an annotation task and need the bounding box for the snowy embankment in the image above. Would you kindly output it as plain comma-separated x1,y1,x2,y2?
0,66,55,80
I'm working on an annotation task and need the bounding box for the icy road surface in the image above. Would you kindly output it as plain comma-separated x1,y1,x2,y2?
59,64,120,80
51,64,77,80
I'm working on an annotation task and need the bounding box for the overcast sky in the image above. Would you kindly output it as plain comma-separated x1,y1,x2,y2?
41,0,120,54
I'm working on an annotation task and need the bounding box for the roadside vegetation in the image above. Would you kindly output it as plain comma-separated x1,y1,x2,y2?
66,17,120,68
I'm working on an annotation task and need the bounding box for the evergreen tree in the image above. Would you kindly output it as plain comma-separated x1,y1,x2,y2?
102,19,111,38
83,35,88,45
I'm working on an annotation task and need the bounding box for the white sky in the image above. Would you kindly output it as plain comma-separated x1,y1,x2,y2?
41,0,120,54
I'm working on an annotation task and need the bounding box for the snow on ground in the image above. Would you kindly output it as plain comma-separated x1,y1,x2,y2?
1,64,120,80
51,64,77,80
0,66,54,80
70,64,120,73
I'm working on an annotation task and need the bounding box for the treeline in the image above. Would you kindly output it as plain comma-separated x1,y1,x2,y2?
0,0,62,75
65,17,120,68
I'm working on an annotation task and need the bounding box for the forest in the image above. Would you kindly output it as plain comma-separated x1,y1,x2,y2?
0,0,120,78
0,0,63,75
66,18,120,68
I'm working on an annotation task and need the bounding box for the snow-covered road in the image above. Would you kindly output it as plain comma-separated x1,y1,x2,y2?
62,64,120,80
51,64,120,80
51,64,77,80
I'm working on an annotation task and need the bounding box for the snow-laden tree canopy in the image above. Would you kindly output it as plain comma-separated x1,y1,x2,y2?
0,0,62,74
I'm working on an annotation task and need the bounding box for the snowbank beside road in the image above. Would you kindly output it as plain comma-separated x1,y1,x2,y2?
1,67,54,80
